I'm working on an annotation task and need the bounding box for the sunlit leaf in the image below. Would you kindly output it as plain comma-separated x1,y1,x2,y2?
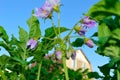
87,0,120,20
0,26,9,42
112,28,120,40
27,15,41,40
19,26,29,42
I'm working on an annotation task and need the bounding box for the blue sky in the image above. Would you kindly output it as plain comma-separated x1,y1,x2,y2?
0,0,109,74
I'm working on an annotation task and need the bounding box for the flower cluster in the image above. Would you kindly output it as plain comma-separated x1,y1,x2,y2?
74,16,96,48
33,0,60,18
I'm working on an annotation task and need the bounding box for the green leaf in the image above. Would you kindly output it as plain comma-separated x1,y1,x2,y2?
11,35,26,51
108,57,120,68
91,32,98,37
41,27,69,51
44,26,69,38
87,72,102,79
98,36,109,46
19,26,29,42
27,15,41,40
112,28,120,40
98,23,111,38
98,23,110,45
72,38,84,47
98,63,110,76
103,46,120,58
0,55,10,67
87,0,120,20
12,56,27,65
0,26,9,42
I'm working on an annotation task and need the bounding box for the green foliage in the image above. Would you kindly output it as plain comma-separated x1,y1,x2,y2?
27,15,41,40
72,38,84,47
0,55,10,68
87,0,120,80
19,26,29,42
0,26,9,42
87,72,102,79
44,26,69,38
87,0,120,20
41,26,69,51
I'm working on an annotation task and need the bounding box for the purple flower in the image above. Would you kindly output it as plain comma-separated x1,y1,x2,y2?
26,39,38,50
33,1,53,18
78,26,87,36
55,51,62,60
82,16,96,28
71,51,76,60
85,39,94,48
47,0,60,7
47,0,60,12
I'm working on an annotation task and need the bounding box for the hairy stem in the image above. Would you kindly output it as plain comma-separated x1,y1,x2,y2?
37,60,42,80
62,56,69,80
58,11,61,37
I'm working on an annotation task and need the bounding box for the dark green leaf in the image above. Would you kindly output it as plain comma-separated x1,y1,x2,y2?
88,72,102,79
0,26,9,42
27,15,41,40
91,32,98,37
44,26,69,38
72,38,84,47
19,26,29,42
98,64,110,76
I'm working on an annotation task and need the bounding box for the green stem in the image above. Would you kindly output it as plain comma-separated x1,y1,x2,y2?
37,60,42,80
117,69,120,80
50,19,54,26
63,19,81,41
62,56,69,80
58,11,61,37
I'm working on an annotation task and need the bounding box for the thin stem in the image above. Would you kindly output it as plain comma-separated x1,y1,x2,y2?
41,36,55,40
50,19,58,39
50,19,55,26
63,19,81,41
37,60,42,80
62,56,69,80
58,11,61,37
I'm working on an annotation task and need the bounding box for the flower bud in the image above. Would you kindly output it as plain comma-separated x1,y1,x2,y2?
74,25,81,32
82,16,96,28
55,51,62,60
26,39,38,50
85,38,94,48
29,62,37,69
66,47,74,59
71,51,76,60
